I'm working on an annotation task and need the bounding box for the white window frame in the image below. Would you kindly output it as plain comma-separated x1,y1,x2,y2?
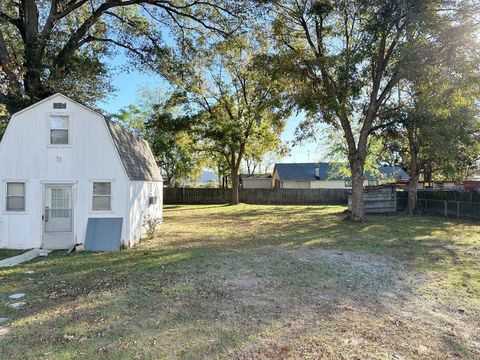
91,180,113,213
148,182,158,206
47,113,72,147
149,182,155,197
5,181,26,213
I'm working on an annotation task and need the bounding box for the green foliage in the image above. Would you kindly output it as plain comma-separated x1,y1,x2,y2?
376,23,480,183
259,0,480,218
111,89,205,186
164,30,292,196
111,105,147,137
322,128,384,180
146,103,205,187
0,0,247,119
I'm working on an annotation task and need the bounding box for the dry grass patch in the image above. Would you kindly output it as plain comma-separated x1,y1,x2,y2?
0,204,479,359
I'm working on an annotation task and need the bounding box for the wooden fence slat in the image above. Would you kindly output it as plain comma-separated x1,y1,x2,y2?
164,188,349,205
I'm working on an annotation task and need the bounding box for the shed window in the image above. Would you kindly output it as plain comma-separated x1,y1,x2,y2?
92,182,111,211
149,183,158,205
6,182,25,212
50,116,69,145
345,180,352,188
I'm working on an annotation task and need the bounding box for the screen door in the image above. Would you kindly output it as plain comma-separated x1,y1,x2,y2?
43,185,74,249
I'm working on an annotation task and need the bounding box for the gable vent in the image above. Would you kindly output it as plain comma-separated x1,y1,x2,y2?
53,102,67,109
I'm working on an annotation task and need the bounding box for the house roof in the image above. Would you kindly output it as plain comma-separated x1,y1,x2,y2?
273,162,409,181
106,120,162,182
273,163,324,181
240,174,273,180
6,93,162,182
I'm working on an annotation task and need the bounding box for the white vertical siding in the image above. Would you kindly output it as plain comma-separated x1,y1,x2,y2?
127,181,163,245
0,94,130,249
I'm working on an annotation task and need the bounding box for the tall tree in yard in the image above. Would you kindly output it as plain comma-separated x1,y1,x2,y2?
260,0,477,221
373,4,480,215
0,0,244,124
167,35,291,204
377,75,480,214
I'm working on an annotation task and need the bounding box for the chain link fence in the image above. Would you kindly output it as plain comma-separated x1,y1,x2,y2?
397,196,480,220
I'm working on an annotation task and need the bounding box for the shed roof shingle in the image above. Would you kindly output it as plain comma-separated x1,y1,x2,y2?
106,120,162,182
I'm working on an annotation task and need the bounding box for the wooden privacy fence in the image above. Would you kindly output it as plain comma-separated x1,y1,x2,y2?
164,187,349,205
349,186,397,213
397,191,480,220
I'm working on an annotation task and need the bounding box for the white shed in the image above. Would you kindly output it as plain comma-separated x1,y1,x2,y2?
0,94,163,251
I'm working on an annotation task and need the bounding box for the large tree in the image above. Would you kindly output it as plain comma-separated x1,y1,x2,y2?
0,0,244,121
378,79,480,214
167,35,291,204
261,0,479,221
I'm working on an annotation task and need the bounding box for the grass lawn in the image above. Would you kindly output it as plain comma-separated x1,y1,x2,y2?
0,204,479,359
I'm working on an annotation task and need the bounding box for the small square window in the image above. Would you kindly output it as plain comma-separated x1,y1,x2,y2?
50,116,69,145
6,182,25,211
92,182,111,211
345,180,352,188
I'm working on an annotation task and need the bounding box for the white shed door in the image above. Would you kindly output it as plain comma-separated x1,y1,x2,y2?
43,185,74,249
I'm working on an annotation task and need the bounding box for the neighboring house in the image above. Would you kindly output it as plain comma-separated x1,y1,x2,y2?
0,94,163,250
240,174,273,189
272,162,409,189
464,172,480,191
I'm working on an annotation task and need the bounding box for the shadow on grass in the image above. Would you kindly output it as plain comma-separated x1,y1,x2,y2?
0,204,478,358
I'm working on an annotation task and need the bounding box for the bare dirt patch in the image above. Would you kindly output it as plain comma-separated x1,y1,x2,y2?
218,248,479,359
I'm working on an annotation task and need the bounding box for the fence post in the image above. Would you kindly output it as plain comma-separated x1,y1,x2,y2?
444,200,447,217
457,201,460,218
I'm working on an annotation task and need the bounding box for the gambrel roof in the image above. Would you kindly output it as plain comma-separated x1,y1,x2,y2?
8,93,162,182
106,120,162,182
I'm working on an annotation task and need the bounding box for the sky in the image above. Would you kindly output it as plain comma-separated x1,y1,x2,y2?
97,55,324,165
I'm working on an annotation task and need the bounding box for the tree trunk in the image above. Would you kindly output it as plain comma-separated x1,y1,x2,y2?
406,124,420,214
23,0,50,100
217,164,222,188
407,172,419,215
349,157,366,222
230,168,240,205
